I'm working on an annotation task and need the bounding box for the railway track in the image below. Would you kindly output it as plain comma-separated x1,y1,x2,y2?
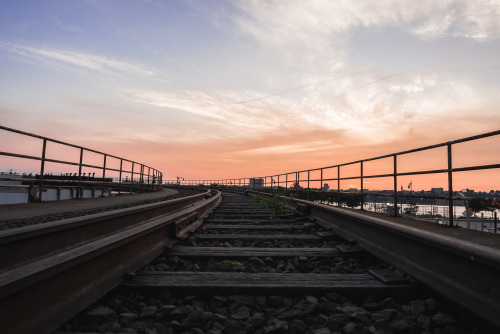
0,189,221,334
55,191,496,333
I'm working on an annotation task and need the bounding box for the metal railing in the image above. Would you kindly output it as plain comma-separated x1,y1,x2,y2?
166,130,500,227
0,125,163,201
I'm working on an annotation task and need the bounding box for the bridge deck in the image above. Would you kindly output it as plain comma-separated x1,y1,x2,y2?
0,188,178,222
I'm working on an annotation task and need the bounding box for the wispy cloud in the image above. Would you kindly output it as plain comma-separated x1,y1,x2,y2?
55,19,84,33
0,42,156,76
234,0,500,44
411,0,500,41
120,62,491,146
238,140,335,155
120,89,293,134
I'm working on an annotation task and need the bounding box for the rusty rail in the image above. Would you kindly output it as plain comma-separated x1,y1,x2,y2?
0,189,221,334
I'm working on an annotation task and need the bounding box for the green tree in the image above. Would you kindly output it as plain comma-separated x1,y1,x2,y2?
469,199,497,215
340,193,363,208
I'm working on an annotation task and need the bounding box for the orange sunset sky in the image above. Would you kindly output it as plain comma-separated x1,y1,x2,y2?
1,1,499,192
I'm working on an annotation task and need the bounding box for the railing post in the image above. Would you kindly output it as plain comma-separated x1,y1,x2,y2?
495,211,498,234
393,154,398,217
447,144,454,227
360,161,364,211
320,168,323,191
140,164,144,192
77,148,83,199
119,159,123,195
337,166,341,207
147,167,151,191
102,154,107,197
286,174,288,189
307,171,310,200
130,162,134,193
38,139,47,202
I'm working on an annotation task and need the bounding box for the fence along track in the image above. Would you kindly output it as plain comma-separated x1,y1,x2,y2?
0,190,221,334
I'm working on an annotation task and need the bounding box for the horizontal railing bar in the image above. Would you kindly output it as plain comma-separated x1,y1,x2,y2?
0,151,41,161
248,130,500,181
255,164,500,185
450,129,500,145
396,169,448,177
0,125,157,171
452,163,500,173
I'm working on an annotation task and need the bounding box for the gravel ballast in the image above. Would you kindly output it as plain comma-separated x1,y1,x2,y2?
58,290,492,334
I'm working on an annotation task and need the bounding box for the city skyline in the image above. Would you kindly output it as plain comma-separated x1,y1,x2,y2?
1,1,499,190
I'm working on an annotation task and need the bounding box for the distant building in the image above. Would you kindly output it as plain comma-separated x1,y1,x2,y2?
249,178,264,189
323,183,329,191
430,188,445,195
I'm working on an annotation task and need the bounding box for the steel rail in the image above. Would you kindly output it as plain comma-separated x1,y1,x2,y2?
0,190,208,270
249,190,500,329
0,189,221,334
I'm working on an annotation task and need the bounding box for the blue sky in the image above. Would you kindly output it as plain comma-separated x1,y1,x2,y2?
1,0,500,186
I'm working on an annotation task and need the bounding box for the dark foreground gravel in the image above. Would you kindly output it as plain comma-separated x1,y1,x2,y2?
58,243,495,334
57,289,493,334
0,189,200,231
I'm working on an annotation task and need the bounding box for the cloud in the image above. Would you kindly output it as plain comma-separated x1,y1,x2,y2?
232,0,500,48
389,76,437,93
0,42,156,76
55,19,84,33
238,140,334,155
186,0,499,147
120,89,297,136
120,59,492,148
412,0,500,41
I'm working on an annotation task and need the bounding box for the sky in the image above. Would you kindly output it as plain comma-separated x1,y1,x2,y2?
1,0,499,191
